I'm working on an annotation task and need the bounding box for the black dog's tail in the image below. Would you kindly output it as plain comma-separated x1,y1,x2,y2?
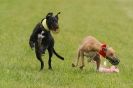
53,48,64,60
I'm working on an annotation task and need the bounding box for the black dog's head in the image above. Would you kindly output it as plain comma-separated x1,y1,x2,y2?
105,47,120,65
45,12,60,32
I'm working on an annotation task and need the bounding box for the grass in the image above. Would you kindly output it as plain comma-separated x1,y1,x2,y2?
0,0,133,88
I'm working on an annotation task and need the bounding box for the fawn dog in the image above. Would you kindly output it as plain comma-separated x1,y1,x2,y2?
72,36,120,71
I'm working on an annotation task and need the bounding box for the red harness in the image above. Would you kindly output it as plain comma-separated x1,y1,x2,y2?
98,44,107,57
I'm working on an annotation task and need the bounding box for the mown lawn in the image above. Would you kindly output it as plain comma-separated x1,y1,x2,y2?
0,0,133,88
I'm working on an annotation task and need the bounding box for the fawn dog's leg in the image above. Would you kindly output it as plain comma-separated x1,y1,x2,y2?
93,54,101,71
79,51,84,69
72,49,81,67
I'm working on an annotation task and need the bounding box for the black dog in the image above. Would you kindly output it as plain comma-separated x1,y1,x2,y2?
29,12,64,70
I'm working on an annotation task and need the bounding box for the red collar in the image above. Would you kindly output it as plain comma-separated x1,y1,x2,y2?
98,44,107,57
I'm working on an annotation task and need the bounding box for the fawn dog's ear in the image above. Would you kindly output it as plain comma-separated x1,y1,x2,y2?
55,12,61,20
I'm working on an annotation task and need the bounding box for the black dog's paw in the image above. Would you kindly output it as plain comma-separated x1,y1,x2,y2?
48,67,53,70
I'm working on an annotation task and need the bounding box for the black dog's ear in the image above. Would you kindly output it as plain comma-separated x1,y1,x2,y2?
55,12,61,20
46,12,53,19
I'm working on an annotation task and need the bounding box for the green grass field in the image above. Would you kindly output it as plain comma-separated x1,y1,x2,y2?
0,0,133,88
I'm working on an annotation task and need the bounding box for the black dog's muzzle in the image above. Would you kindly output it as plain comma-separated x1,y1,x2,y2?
106,57,120,65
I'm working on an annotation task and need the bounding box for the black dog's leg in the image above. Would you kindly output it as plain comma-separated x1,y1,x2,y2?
35,44,44,70
48,48,53,70
35,50,44,70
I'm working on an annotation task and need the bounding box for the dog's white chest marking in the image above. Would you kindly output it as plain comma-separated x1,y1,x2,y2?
38,31,45,39
38,31,45,46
